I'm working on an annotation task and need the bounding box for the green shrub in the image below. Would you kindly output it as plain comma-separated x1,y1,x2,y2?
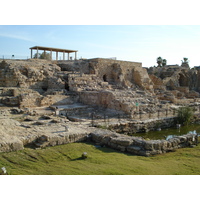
176,106,194,125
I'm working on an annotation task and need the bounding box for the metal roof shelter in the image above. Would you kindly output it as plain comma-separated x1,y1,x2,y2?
30,46,78,60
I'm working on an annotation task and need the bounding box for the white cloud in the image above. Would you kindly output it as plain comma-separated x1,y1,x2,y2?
0,32,34,42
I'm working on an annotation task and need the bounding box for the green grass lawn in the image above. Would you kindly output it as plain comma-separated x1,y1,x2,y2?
1,142,200,175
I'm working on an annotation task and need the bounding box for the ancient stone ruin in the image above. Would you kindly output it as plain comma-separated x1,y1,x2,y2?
0,57,199,155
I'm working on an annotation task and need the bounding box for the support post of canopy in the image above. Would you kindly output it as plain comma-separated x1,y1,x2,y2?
56,52,58,60
50,50,52,60
37,48,39,59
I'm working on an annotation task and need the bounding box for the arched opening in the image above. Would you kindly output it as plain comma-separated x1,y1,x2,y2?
103,74,107,82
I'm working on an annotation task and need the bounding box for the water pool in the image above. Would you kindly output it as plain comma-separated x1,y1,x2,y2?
132,124,200,140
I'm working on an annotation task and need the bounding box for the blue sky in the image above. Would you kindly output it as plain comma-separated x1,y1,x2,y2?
1,25,200,67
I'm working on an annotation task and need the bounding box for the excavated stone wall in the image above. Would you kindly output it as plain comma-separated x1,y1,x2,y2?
0,59,62,89
59,58,154,91
90,129,198,156
108,117,175,134
0,60,69,108
88,58,154,91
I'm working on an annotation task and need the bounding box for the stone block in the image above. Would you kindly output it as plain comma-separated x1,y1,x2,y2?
144,141,154,150
101,136,111,145
10,141,24,151
132,139,145,147
152,140,162,150
110,137,133,146
116,145,126,152
127,145,142,154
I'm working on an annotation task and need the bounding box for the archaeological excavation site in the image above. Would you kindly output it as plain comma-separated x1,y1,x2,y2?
0,50,200,156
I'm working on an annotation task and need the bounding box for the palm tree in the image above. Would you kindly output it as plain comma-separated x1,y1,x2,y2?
157,57,163,67
162,59,167,66
181,57,189,64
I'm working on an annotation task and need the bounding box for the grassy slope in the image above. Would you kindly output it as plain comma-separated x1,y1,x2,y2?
0,142,200,175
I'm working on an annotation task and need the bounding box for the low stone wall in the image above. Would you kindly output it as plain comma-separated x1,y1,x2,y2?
0,139,24,153
0,132,89,153
108,117,175,134
27,132,88,149
90,129,198,156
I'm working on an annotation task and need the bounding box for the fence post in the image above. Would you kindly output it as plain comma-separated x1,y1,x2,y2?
166,109,168,117
107,116,109,126
139,110,142,120
104,113,106,122
173,109,176,116
118,114,121,123
157,110,160,119
91,112,94,127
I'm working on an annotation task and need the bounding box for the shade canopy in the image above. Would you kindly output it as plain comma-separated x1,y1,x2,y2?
30,46,78,60
30,46,78,53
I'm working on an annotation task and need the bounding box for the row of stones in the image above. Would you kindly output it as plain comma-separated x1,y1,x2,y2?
90,129,198,156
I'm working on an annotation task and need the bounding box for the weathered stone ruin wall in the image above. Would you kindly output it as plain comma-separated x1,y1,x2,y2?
90,129,198,156
0,60,69,108
0,87,42,107
58,58,154,91
0,59,62,90
148,65,200,103
79,90,115,108
67,73,109,92
88,58,154,91
108,117,175,134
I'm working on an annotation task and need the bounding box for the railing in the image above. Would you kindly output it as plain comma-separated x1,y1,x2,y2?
0,55,30,60
66,104,200,127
